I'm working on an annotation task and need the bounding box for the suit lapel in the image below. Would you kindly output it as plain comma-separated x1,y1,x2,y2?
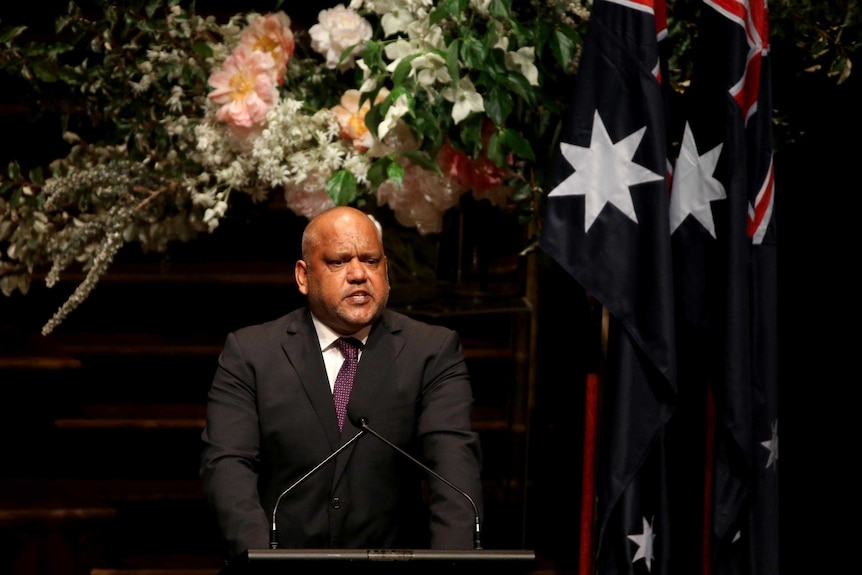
281,310,405,487
281,310,342,450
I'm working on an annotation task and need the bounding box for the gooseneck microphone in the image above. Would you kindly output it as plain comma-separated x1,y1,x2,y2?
269,429,365,549
346,404,482,550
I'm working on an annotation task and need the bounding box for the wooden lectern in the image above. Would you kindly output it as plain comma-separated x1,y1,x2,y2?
239,548,536,574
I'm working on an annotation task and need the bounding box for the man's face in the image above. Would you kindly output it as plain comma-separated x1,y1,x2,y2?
295,210,389,335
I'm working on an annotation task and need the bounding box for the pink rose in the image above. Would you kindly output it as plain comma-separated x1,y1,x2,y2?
283,173,336,219
376,161,465,235
239,11,295,85
207,45,279,130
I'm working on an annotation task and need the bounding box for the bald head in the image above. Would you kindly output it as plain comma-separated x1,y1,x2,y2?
301,206,383,260
295,206,389,335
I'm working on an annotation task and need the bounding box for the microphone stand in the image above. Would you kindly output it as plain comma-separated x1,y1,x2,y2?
354,417,483,550
269,429,365,549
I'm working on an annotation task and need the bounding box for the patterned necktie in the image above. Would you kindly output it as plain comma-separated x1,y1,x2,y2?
332,337,360,431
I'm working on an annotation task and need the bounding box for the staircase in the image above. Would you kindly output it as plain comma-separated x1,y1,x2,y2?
0,209,306,575
0,205,546,574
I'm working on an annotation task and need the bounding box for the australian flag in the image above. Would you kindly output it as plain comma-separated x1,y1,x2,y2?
539,0,677,573
669,0,778,573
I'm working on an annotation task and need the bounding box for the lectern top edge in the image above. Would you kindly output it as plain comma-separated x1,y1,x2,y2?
244,548,536,562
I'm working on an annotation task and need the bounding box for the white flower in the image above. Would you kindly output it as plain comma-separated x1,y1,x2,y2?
489,24,509,51
377,93,411,139
309,4,373,70
441,76,484,124
414,23,445,51
356,59,379,93
130,74,153,94
383,38,419,72
203,199,228,231
411,53,451,88
469,0,493,15
167,85,184,112
374,0,427,36
505,46,540,86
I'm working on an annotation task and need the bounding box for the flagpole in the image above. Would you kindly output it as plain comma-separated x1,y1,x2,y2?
579,305,608,575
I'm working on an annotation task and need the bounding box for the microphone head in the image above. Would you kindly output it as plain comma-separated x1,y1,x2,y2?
346,400,369,428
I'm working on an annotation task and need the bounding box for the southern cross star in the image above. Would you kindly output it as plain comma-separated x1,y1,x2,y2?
628,515,656,572
760,419,778,469
669,121,725,236
549,109,663,232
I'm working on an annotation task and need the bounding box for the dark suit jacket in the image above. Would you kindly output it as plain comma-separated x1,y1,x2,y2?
200,307,484,561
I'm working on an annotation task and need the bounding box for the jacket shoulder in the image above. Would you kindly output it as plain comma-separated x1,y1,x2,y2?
229,307,308,339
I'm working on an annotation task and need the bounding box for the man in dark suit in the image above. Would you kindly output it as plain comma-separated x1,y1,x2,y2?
200,206,484,564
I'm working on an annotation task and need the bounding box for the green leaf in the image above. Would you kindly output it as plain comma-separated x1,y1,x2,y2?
484,85,514,126
9,187,23,208
498,70,536,106
430,0,464,26
412,108,445,150
392,53,419,87
511,180,533,202
551,28,577,71
458,115,484,157
386,161,404,188
327,170,358,205
361,41,385,71
500,128,535,161
30,60,59,83
488,0,512,20
400,150,441,174
460,37,486,70
487,131,505,166
191,42,213,59
364,102,383,139
446,39,461,82
7,161,21,181
145,0,161,19
0,25,27,44
28,167,44,185
367,158,392,189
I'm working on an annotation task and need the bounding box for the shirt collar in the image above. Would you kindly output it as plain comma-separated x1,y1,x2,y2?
310,313,370,351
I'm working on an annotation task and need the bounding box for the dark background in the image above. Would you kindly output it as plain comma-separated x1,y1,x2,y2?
2,1,860,573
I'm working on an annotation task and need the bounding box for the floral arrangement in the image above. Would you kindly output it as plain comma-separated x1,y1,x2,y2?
0,0,589,334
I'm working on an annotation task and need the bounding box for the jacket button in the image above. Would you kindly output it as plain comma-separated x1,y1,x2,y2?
331,497,342,509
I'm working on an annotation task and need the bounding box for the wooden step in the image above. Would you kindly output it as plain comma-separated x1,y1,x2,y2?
0,507,118,527
91,570,220,575
0,479,204,506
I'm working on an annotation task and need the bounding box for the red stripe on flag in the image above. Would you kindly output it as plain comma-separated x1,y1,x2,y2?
702,382,716,575
606,0,655,15
732,49,763,122
705,0,746,23
579,373,599,575
747,155,775,239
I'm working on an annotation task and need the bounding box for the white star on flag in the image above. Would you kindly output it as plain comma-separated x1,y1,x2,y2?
669,121,725,236
627,516,656,572
549,109,664,232
760,419,779,468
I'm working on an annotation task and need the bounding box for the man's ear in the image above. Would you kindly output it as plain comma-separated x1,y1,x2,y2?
295,260,309,295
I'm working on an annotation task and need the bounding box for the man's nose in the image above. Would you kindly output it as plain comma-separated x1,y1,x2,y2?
345,259,366,280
